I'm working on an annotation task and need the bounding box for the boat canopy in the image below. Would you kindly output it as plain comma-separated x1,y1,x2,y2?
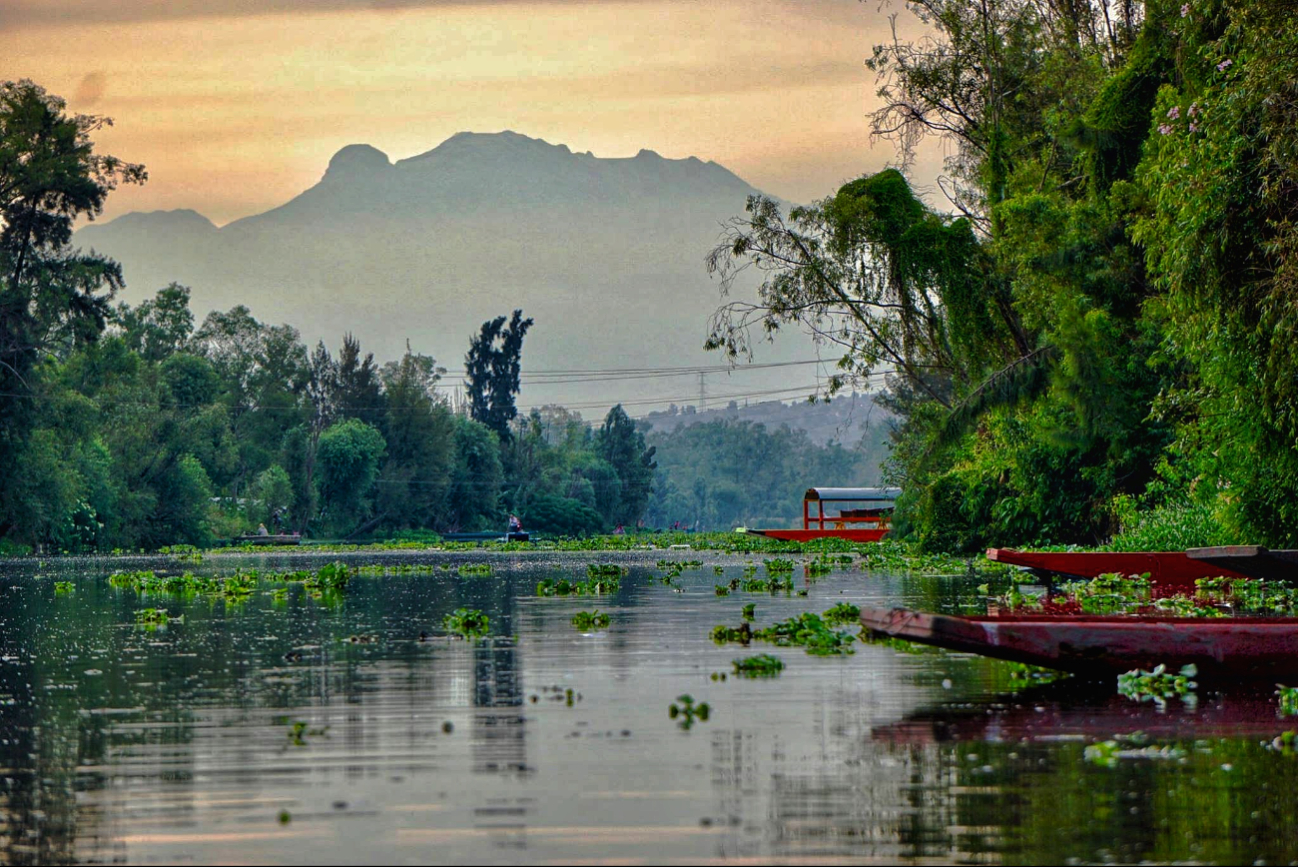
804,487,902,502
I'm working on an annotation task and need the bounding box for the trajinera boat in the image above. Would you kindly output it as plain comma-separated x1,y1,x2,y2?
745,487,901,543
860,605,1298,680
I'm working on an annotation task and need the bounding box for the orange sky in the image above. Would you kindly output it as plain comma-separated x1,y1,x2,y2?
2,0,944,225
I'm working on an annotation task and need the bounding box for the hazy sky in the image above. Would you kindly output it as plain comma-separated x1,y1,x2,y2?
2,0,943,226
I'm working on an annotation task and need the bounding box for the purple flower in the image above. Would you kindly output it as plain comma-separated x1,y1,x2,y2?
1188,101,1199,117
1217,58,1233,72
1189,122,1198,132
1158,124,1174,135
1167,105,1181,120
1181,3,1190,17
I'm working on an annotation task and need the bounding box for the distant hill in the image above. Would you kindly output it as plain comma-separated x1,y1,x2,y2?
74,131,812,410
641,392,894,449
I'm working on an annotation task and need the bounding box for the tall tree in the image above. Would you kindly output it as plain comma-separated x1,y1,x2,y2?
596,405,657,527
464,309,533,441
0,79,145,540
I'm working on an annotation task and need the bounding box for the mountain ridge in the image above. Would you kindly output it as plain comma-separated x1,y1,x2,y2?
74,130,810,411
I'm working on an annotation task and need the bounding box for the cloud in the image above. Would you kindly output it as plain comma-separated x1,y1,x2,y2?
73,71,107,106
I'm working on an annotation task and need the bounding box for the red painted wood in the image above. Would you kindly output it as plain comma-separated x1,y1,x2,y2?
749,528,890,543
986,548,1251,589
861,605,1298,679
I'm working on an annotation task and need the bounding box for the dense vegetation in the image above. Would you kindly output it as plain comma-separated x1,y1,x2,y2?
0,78,874,552
709,0,1298,551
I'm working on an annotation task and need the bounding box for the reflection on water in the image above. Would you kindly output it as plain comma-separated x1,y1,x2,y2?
0,550,1296,864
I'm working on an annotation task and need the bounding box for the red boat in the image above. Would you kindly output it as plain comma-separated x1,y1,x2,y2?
860,605,1298,680
985,548,1252,591
748,487,899,543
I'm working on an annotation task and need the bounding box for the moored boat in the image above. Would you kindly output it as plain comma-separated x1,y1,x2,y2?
860,604,1298,680
747,487,900,543
985,548,1252,591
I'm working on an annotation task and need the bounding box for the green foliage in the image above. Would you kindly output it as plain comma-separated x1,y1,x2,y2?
521,492,603,537
571,610,610,631
442,607,490,639
316,418,386,533
822,602,860,625
667,694,710,729
465,309,532,441
731,653,784,676
1117,664,1198,707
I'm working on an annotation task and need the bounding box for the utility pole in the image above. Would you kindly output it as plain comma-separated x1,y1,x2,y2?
698,371,707,411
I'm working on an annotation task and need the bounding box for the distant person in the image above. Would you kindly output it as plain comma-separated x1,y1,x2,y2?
508,514,522,533
257,523,270,536
614,524,625,535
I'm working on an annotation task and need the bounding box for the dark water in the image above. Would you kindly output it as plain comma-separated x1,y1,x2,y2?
1,549,1297,865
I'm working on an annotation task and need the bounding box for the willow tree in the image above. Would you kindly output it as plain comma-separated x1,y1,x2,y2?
706,169,1029,410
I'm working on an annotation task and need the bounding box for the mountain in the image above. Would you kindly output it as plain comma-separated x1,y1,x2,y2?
74,131,814,412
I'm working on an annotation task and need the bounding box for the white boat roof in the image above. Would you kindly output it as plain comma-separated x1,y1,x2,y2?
804,486,903,502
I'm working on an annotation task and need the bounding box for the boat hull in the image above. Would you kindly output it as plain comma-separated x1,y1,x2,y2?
986,548,1250,590
861,605,1298,679
749,528,889,543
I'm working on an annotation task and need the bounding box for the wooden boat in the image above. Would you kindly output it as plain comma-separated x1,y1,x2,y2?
860,605,1298,680
985,548,1252,591
747,487,899,543
1186,546,1298,581
234,534,301,546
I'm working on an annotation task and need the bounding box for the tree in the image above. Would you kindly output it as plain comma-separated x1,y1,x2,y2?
376,347,455,531
114,283,194,362
335,333,383,428
0,79,145,540
464,309,533,441
596,405,656,527
315,418,386,534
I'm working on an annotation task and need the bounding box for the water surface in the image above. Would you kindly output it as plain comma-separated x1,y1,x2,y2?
1,549,1295,864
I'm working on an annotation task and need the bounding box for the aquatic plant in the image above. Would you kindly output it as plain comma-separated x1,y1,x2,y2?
1084,739,1187,767
713,612,857,656
458,563,494,577
741,576,793,594
286,720,329,746
753,612,857,656
443,607,491,638
741,603,756,621
822,602,861,624
53,581,73,595
1117,664,1198,707
711,623,751,644
668,694,710,729
732,653,784,676
536,572,621,596
714,585,730,596
134,607,170,629
1277,685,1298,716
764,559,795,574
587,563,628,578
571,610,611,630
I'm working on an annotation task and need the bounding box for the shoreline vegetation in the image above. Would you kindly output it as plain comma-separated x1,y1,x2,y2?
6,1,1298,560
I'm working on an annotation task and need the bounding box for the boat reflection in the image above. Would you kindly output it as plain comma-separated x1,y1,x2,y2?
872,679,1288,745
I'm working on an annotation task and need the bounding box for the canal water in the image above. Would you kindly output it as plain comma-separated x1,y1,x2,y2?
1,549,1295,864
